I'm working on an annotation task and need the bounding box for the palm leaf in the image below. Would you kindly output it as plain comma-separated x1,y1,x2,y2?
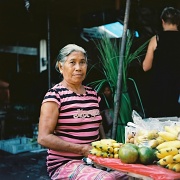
87,33,148,142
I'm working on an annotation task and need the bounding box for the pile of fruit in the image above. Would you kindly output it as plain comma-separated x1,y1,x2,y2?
90,125,180,172
118,143,156,165
134,129,160,148
90,139,156,165
90,139,123,158
155,125,180,172
126,132,135,144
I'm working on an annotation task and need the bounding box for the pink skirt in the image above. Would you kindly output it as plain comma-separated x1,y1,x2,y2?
51,160,128,180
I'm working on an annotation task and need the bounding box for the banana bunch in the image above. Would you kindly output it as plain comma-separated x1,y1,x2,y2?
90,139,123,159
155,140,180,172
154,125,180,172
146,125,178,148
147,125,180,148
134,129,159,148
158,125,180,141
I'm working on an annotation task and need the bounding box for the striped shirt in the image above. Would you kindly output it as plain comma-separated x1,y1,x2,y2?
42,83,102,177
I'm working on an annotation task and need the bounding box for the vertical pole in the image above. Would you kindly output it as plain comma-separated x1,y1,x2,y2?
112,0,131,140
47,0,51,89
47,14,51,89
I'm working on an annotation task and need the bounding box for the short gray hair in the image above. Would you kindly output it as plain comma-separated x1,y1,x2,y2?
55,44,88,73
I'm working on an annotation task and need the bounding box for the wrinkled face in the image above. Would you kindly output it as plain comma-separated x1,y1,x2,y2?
59,51,87,84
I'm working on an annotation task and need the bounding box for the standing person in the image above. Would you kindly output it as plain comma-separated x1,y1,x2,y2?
142,7,180,117
38,44,128,180
99,83,114,137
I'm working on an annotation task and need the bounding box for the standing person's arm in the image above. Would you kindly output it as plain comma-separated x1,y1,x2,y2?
142,36,157,71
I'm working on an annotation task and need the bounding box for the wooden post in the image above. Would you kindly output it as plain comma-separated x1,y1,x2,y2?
112,0,131,140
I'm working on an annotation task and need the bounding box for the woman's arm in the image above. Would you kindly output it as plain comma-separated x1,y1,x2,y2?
142,36,157,71
37,101,91,157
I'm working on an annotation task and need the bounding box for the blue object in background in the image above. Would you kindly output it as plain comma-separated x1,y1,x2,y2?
101,22,139,38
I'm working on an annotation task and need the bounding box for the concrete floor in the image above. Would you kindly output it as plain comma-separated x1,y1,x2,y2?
0,149,50,180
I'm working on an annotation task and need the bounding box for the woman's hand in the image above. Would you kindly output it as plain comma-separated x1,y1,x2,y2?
81,144,92,157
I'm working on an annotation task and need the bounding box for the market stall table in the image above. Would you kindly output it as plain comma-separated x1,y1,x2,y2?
88,155,180,180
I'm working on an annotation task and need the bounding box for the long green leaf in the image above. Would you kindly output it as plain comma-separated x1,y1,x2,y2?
87,33,148,142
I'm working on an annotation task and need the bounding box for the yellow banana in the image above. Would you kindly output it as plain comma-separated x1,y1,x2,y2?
107,153,114,158
101,138,117,143
156,152,164,159
158,131,177,141
172,163,180,172
162,155,174,164
91,142,103,150
100,139,117,146
112,142,122,148
158,147,178,157
166,163,177,170
148,139,159,148
156,136,165,145
90,148,102,157
97,144,114,153
91,140,114,153
156,140,180,150
173,153,180,163
114,153,119,159
90,148,111,158
113,147,120,154
157,158,169,166
100,152,108,158
164,126,179,136
91,141,101,147
135,135,147,144
92,139,116,146
147,130,159,140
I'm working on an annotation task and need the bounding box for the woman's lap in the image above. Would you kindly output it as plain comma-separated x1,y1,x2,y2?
51,160,128,180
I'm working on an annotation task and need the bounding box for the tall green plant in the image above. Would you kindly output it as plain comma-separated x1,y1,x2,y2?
87,33,149,142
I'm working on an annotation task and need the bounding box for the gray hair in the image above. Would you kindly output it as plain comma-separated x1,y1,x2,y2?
55,44,88,73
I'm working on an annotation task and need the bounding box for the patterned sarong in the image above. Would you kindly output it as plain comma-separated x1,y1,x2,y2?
51,160,128,180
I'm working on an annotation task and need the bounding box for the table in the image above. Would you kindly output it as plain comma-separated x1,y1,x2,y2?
88,155,180,180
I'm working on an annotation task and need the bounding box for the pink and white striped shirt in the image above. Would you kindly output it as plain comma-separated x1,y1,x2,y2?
42,83,102,177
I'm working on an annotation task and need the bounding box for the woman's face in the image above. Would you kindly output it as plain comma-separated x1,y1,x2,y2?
59,51,87,84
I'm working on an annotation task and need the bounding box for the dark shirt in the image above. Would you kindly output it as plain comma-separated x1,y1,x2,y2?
148,31,180,117
99,93,114,133
99,93,113,111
